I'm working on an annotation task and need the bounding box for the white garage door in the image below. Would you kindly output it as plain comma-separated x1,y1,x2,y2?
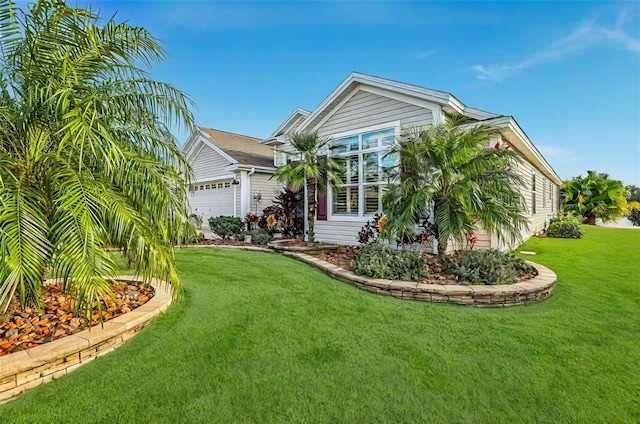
188,182,235,223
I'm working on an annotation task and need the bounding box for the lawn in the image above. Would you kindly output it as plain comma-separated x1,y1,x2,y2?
2,226,638,423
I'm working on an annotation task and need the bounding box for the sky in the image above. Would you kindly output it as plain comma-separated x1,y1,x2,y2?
78,1,639,185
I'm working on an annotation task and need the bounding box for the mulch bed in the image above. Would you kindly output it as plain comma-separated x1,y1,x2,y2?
0,281,154,357
309,246,537,286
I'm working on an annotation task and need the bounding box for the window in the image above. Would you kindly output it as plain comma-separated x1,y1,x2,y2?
211,183,216,189
205,184,210,190
531,174,536,215
193,185,198,191
224,182,231,188
217,183,224,189
199,185,204,190
542,180,547,209
330,128,397,216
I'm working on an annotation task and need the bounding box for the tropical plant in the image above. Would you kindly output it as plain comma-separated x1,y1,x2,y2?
351,243,427,282
274,131,344,244
0,0,196,319
545,212,583,239
561,171,628,224
274,187,304,238
383,118,529,254
440,249,536,285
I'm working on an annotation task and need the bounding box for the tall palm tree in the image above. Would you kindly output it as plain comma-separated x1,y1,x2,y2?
274,131,344,244
383,118,529,254
561,171,628,224
0,0,196,319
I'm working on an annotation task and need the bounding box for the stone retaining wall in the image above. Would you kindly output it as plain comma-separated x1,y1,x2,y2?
0,276,172,404
284,252,556,307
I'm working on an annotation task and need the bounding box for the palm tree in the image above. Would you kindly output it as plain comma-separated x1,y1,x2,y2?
274,131,344,244
561,171,628,224
0,1,196,320
383,118,529,254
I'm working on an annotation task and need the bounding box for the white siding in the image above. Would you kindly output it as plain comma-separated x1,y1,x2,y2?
191,144,232,182
317,89,432,137
315,219,368,246
312,89,434,246
490,151,558,250
248,172,281,216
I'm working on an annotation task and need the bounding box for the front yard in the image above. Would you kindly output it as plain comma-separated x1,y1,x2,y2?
1,226,638,423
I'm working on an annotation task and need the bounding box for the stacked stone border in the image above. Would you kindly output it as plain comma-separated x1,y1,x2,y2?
182,245,556,306
0,276,172,404
282,252,556,307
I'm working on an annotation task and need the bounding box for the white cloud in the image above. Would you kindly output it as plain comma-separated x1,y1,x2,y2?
537,145,584,162
472,8,640,81
412,49,441,60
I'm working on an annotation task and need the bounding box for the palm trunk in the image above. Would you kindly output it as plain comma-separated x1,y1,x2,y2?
307,178,316,244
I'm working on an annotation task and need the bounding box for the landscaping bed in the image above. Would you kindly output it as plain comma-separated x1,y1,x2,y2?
310,245,538,285
0,281,154,357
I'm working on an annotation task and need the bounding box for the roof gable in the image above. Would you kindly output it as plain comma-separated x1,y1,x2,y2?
268,107,311,138
191,128,275,169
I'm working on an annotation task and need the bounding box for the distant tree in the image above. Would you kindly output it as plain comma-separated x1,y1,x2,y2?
561,171,628,225
383,118,529,254
626,185,640,203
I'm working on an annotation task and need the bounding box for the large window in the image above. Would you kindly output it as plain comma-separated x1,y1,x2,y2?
330,128,397,216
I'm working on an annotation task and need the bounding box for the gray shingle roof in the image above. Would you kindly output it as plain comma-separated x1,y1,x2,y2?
200,127,274,168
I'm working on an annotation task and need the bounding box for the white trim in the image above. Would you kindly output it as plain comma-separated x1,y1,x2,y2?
190,174,236,184
357,85,445,126
326,122,401,220
329,121,401,141
239,170,250,218
185,142,205,163
225,163,276,173
268,107,311,139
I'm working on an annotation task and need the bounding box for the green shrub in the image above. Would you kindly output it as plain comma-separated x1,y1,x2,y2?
208,216,243,239
628,208,640,226
250,229,273,245
546,212,583,239
442,249,536,285
352,244,427,281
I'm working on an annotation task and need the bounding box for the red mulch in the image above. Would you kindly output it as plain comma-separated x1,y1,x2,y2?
0,281,154,357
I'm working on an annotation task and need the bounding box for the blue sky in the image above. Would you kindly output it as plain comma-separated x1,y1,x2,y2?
86,1,638,185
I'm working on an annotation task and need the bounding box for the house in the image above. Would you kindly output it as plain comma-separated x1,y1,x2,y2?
182,128,280,236
261,72,562,250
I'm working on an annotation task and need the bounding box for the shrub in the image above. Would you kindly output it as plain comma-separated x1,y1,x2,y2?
442,249,536,285
250,229,272,245
275,187,304,238
546,212,583,239
352,244,427,281
628,208,640,226
208,216,244,239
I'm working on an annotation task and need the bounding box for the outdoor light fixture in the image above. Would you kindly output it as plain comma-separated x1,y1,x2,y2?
232,178,239,185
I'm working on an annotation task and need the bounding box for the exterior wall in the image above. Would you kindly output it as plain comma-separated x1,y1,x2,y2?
187,144,237,230
190,144,232,182
247,172,281,216
316,89,433,138
490,146,559,251
313,89,434,246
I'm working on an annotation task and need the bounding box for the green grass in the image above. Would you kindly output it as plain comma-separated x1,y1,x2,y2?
2,226,639,423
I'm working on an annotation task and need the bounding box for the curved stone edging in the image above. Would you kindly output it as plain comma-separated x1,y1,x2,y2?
0,276,172,404
283,251,556,307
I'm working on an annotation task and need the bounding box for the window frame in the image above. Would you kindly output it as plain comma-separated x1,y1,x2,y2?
327,121,401,221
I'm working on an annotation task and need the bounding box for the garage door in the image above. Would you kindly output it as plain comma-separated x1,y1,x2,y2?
188,182,235,222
